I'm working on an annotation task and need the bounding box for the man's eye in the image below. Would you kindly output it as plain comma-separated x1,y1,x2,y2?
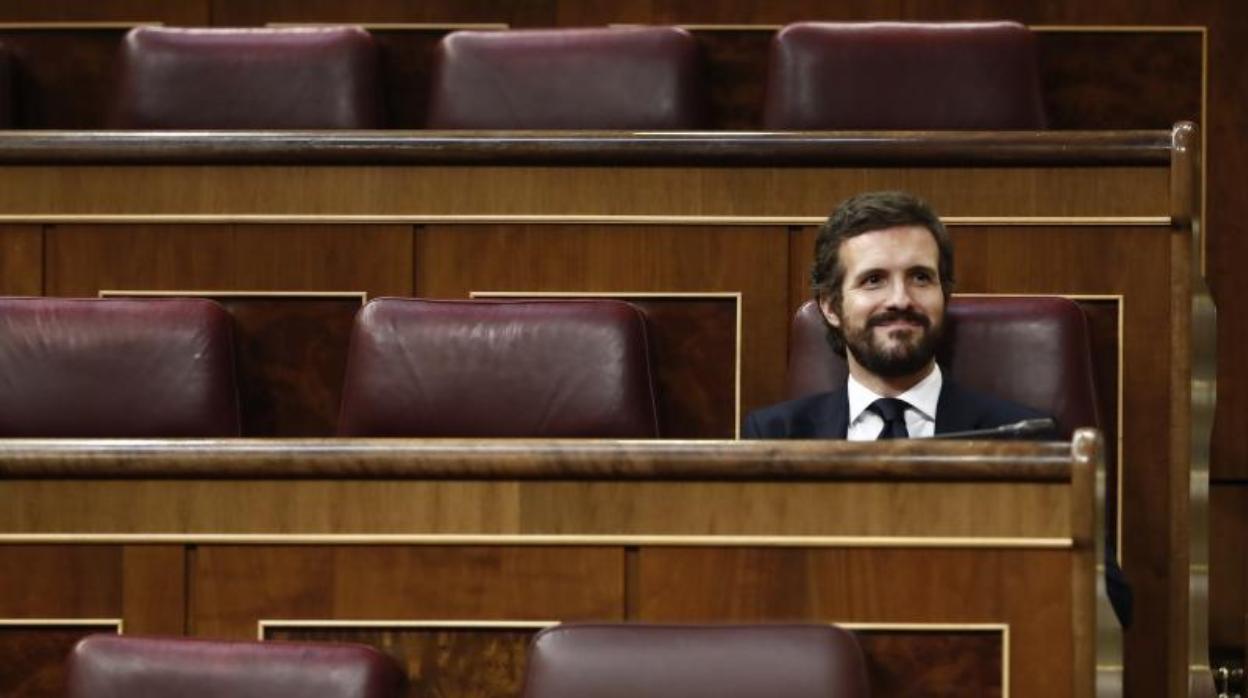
860,274,884,287
912,271,934,284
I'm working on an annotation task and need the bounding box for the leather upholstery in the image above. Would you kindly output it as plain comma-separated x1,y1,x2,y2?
110,26,384,129
786,296,1100,437
65,634,405,698
521,623,870,698
764,21,1046,130
337,298,660,437
0,297,240,437
427,27,708,129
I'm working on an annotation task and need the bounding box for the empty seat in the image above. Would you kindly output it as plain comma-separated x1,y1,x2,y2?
337,298,660,437
763,21,1046,130
0,297,240,437
427,27,709,129
110,26,385,129
521,623,870,698
66,634,405,698
785,296,1099,437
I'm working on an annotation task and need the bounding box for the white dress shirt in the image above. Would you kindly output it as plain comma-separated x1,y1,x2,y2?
846,363,942,440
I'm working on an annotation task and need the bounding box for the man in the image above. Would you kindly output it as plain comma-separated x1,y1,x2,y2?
743,190,1048,440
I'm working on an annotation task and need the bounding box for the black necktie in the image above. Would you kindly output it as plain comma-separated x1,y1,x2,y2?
867,398,911,440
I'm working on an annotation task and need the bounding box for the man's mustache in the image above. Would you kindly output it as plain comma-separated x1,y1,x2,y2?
867,308,931,329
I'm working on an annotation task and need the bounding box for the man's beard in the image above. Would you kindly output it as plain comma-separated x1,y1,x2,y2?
843,307,942,378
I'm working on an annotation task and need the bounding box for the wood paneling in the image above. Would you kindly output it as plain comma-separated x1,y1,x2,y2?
0,479,1070,538
0,626,116,698
210,0,552,27
0,1,205,23
637,547,1070,698
121,545,184,636
417,224,789,414
0,547,120,616
0,29,130,129
268,626,536,698
857,630,1003,697
45,224,411,297
0,165,1170,218
1210,484,1246,651
191,546,624,638
1036,31,1202,130
0,225,41,295
222,296,360,436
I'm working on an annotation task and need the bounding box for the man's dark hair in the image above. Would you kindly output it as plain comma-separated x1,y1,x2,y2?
811,190,955,354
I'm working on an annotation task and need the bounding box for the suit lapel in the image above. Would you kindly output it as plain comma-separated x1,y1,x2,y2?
934,378,979,434
809,386,850,438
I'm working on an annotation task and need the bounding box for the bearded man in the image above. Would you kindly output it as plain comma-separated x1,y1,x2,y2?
743,190,1048,440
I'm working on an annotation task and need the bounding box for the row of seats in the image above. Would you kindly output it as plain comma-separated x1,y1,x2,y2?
67,625,870,697
0,295,1098,439
0,22,1046,130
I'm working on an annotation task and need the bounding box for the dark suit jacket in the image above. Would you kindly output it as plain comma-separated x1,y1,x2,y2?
742,378,1048,439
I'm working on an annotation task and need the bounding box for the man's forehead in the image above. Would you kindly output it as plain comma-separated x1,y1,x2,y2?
840,225,939,268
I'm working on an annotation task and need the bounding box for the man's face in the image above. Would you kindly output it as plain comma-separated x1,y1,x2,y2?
819,225,946,379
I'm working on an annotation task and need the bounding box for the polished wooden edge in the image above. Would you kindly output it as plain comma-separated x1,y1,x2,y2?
0,438,1074,480
0,130,1174,165
0,533,1076,548
0,214,1175,226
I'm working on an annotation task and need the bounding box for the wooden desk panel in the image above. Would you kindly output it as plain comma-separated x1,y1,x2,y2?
0,437,1098,698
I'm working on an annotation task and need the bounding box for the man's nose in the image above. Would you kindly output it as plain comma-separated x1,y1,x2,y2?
885,277,914,308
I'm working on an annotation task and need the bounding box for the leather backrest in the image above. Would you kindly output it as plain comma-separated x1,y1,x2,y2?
521,623,870,698
427,27,709,129
0,297,240,437
764,21,1046,130
110,26,384,129
337,298,660,437
786,296,1100,437
65,635,405,698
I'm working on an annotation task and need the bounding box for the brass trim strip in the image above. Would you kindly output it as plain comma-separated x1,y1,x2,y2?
0,618,124,632
471,290,744,438
1030,25,1205,33
0,533,1076,548
99,290,369,302
259,619,555,640
0,214,1174,226
0,22,161,29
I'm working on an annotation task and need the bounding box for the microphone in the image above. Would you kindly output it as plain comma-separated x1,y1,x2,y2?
925,417,1057,440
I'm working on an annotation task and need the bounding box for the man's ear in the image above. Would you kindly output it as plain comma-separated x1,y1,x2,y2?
818,295,841,329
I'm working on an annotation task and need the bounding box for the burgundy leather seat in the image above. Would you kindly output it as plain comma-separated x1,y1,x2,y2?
65,635,405,698
786,296,1100,437
0,297,240,437
337,298,660,437
426,27,708,129
110,26,384,129
521,624,869,698
763,21,1046,130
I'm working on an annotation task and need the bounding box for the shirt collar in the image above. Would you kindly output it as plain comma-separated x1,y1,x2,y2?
847,362,943,424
